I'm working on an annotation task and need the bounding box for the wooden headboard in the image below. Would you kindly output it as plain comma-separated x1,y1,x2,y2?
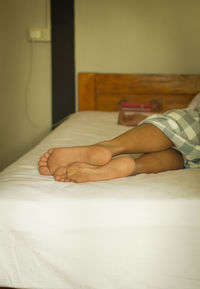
78,73,200,112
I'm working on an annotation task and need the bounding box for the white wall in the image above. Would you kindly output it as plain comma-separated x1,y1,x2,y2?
75,0,200,105
0,0,51,171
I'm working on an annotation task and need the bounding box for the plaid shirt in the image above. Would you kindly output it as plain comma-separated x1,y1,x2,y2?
140,108,200,168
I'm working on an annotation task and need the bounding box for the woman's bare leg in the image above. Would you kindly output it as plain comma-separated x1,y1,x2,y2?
54,148,184,183
38,124,174,176
99,123,174,156
134,148,184,175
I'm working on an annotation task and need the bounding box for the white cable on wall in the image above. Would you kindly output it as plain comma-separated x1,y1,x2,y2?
25,0,51,128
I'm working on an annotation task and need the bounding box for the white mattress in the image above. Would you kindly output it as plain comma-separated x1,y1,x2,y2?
0,111,200,289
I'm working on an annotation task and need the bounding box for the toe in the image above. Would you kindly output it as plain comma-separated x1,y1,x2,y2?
54,175,70,182
54,175,61,181
54,167,69,182
48,148,54,154
39,166,51,175
54,167,67,176
40,156,48,162
38,161,47,167
44,152,50,158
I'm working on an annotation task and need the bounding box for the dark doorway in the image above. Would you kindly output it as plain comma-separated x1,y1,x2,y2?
51,0,75,128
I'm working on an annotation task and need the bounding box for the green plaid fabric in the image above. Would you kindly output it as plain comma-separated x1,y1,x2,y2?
140,108,200,168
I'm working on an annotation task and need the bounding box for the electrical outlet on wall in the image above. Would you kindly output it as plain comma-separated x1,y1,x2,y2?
28,28,51,42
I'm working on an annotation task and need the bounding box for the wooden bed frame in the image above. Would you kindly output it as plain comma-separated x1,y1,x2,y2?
78,73,200,112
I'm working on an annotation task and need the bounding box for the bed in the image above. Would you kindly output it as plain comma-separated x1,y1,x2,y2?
0,73,200,289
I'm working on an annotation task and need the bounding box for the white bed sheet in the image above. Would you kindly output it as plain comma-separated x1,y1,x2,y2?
0,111,200,289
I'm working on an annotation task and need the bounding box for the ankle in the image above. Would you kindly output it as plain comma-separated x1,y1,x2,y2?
97,140,123,156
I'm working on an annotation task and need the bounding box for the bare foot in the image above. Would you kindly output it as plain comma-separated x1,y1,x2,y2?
54,157,136,183
38,145,112,175
53,167,72,182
